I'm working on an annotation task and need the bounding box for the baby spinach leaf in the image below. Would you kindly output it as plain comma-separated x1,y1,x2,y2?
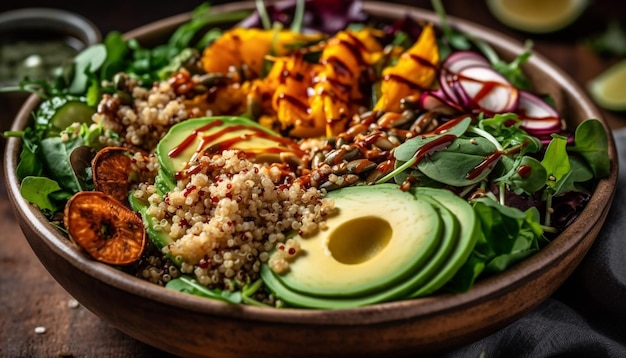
100,31,129,81
571,118,610,179
541,134,571,191
394,116,472,161
553,156,594,196
166,275,242,304
68,44,108,95
470,198,543,272
418,137,497,186
473,197,526,251
485,243,537,272
19,176,66,214
40,136,85,194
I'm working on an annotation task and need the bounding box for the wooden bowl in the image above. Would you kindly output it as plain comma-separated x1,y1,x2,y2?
3,2,618,357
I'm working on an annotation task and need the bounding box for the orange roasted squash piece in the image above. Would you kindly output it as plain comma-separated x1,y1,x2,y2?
201,27,325,78
262,28,383,138
374,23,439,113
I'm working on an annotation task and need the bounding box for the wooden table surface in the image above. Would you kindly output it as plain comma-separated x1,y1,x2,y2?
1,1,625,357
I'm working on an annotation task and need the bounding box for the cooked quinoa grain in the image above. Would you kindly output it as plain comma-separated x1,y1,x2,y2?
134,150,334,290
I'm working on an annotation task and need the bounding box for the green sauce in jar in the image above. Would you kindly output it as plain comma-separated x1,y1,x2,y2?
0,32,81,85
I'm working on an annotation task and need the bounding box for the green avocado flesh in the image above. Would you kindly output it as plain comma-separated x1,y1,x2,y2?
128,193,180,265
261,184,480,309
277,184,442,297
409,187,480,297
156,116,299,180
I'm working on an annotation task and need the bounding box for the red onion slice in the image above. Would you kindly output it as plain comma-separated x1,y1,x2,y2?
439,51,491,106
517,90,563,134
419,89,463,114
455,66,519,114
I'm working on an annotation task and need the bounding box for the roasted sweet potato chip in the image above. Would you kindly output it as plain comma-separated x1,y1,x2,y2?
64,191,146,265
92,147,133,204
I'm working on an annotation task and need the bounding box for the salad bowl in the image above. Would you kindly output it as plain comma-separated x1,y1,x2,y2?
4,1,618,357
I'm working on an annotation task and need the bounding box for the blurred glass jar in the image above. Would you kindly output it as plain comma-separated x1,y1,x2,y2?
0,8,100,130
0,8,101,87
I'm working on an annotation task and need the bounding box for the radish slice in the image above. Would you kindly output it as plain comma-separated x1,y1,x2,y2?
455,66,519,114
517,90,563,134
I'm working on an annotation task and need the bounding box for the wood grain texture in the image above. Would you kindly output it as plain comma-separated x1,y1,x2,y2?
1,0,625,357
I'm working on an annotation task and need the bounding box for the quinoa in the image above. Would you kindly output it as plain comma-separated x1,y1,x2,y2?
93,77,205,151
133,150,334,290
88,69,336,298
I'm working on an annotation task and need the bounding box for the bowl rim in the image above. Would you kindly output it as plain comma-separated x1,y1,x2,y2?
4,0,618,327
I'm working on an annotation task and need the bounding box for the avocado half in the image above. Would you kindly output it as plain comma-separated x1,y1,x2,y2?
261,184,480,309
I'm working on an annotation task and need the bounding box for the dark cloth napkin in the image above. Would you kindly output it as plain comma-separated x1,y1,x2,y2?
445,129,626,358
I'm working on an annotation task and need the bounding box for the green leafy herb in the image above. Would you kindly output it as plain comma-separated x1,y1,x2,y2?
446,196,543,292
19,176,69,214
431,0,471,57
40,136,85,194
570,118,610,178
68,44,108,95
166,276,242,304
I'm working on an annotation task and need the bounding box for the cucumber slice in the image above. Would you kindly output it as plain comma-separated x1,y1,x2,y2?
46,101,95,137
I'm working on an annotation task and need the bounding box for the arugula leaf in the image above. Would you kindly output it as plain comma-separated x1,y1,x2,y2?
472,38,532,90
497,155,547,195
477,113,541,153
4,128,44,180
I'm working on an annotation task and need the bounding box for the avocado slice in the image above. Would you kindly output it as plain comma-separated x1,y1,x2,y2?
154,168,175,195
274,184,442,298
408,187,481,297
261,185,479,309
261,195,460,309
128,192,180,265
156,116,302,180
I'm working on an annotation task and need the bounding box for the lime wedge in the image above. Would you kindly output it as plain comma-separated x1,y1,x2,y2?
588,59,626,111
486,0,588,33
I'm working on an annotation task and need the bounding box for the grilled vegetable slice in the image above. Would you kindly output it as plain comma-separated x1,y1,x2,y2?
92,146,134,205
64,191,146,265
